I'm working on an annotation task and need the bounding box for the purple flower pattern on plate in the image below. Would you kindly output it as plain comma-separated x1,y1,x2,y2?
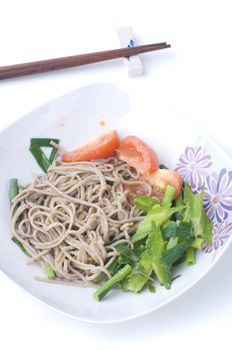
203,169,232,222
176,146,212,191
202,221,232,253
176,146,232,252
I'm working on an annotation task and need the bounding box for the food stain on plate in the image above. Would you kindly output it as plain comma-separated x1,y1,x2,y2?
99,120,106,127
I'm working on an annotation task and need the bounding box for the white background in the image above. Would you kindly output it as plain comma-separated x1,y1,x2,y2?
1,0,232,349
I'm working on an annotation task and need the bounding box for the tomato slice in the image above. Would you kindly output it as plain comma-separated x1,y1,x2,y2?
62,130,120,162
143,169,183,200
117,136,159,175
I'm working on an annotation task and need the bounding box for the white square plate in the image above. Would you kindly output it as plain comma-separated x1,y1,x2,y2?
1,82,232,323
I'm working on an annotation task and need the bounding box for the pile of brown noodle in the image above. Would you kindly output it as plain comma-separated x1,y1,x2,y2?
10,157,152,286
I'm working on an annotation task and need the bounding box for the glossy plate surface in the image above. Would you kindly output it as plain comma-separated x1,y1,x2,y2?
1,82,232,323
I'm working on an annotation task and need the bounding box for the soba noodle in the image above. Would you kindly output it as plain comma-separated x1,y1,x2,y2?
10,157,152,286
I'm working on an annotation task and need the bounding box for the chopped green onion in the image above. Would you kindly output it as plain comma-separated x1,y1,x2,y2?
127,256,153,292
30,138,60,149
29,138,60,173
166,236,178,250
191,238,204,249
173,191,184,221
162,221,193,239
148,283,156,293
134,195,159,213
9,178,19,207
162,236,195,267
162,185,175,205
132,204,185,243
117,245,139,265
49,146,58,163
183,184,213,245
94,264,132,301
44,262,55,279
144,224,172,289
30,147,51,173
12,236,31,257
94,256,121,283
185,247,196,265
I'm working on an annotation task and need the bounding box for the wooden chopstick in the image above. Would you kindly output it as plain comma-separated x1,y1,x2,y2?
0,42,170,80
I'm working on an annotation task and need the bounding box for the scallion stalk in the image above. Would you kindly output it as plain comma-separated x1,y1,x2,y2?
11,236,31,257
185,247,195,265
162,185,175,205
44,262,55,279
93,264,132,301
29,138,60,173
191,238,204,249
9,178,19,207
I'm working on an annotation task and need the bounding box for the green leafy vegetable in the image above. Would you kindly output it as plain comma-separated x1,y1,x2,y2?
94,256,122,283
132,204,185,243
162,221,192,239
29,138,60,173
44,262,55,279
166,236,178,249
133,195,159,213
128,223,173,293
91,179,213,301
94,264,132,301
117,245,139,265
127,255,153,292
162,185,176,205
148,283,156,293
185,247,196,265
12,236,31,257
173,190,184,220
9,178,19,207
162,236,195,267
145,224,172,289
183,184,213,245
191,238,204,249
30,147,51,173
30,138,59,155
94,244,140,283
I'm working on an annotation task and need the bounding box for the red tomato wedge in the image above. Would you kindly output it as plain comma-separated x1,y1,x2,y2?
143,169,183,200
62,130,120,162
117,136,159,175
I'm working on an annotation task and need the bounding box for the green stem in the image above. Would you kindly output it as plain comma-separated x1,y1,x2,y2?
29,138,60,173
185,247,195,265
93,264,132,301
12,236,31,257
30,146,51,173
191,238,204,249
162,185,175,205
9,178,19,207
44,262,55,279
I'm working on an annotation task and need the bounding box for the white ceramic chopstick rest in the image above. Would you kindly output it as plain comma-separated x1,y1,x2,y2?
117,26,144,77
